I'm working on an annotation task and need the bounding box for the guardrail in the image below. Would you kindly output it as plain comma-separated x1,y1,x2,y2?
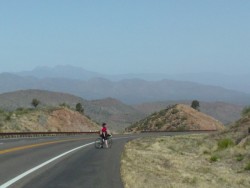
141,129,218,133
0,131,99,139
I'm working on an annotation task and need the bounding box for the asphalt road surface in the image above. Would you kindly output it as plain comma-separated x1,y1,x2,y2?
0,134,138,188
0,132,198,188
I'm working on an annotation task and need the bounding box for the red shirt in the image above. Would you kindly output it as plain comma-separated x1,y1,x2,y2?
102,127,107,133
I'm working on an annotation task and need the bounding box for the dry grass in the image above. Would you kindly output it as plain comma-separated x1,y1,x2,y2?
121,134,250,188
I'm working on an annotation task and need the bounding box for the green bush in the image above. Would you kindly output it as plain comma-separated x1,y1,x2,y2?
31,98,40,108
171,109,179,114
191,100,200,111
241,106,250,116
155,121,165,129
59,103,70,108
159,110,167,116
210,155,219,162
244,162,250,171
236,154,244,161
217,138,234,150
15,108,31,115
5,113,12,121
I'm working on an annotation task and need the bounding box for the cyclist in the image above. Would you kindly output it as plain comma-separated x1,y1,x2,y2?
99,123,111,148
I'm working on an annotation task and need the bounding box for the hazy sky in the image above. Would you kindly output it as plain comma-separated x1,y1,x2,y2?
0,1,249,75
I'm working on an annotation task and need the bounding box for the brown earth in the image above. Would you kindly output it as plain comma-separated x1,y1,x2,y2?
0,107,100,132
127,104,225,132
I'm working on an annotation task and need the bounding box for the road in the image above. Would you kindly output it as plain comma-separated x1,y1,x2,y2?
0,132,196,188
0,134,140,188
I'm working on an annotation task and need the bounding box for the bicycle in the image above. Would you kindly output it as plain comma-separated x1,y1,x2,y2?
95,135,112,149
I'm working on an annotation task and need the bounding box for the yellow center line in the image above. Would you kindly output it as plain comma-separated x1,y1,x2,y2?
0,137,94,155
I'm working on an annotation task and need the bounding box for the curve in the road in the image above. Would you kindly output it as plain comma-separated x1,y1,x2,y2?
0,142,94,188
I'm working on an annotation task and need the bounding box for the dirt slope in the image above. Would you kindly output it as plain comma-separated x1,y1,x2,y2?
0,107,100,132
127,104,224,132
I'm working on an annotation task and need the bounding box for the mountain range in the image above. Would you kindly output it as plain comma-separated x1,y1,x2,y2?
1,65,250,105
15,65,250,93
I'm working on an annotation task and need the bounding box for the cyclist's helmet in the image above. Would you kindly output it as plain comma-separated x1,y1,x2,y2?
102,123,106,127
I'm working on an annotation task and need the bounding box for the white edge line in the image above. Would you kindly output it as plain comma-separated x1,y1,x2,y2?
0,142,94,188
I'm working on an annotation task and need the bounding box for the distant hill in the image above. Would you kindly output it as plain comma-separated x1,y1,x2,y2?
84,97,145,132
127,104,225,132
0,90,144,132
0,89,85,110
1,73,250,105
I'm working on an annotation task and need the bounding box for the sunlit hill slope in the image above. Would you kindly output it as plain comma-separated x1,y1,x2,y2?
127,104,225,132
0,107,100,132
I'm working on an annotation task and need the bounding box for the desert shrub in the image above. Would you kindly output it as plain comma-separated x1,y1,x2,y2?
76,103,84,114
15,108,31,115
176,125,186,131
181,116,188,121
191,100,200,111
217,138,234,150
210,155,219,162
5,113,12,121
171,109,179,114
31,98,40,108
241,106,250,117
236,154,244,161
182,176,197,185
203,150,211,155
155,121,165,129
159,110,167,116
59,103,70,108
244,162,250,170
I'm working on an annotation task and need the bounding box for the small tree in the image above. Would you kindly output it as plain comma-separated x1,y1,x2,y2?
76,103,84,114
191,100,200,111
31,98,40,108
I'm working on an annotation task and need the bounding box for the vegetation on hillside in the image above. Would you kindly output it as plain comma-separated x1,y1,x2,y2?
0,103,99,132
191,99,200,111
126,104,224,132
0,90,145,132
242,106,250,117
121,109,250,188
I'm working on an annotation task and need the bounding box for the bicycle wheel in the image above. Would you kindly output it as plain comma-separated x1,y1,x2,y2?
95,138,103,149
107,137,112,148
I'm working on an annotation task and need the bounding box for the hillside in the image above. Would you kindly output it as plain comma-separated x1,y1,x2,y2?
0,89,244,132
0,107,100,132
84,98,145,131
0,89,145,132
133,100,244,125
121,110,250,188
0,89,86,110
127,104,225,132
